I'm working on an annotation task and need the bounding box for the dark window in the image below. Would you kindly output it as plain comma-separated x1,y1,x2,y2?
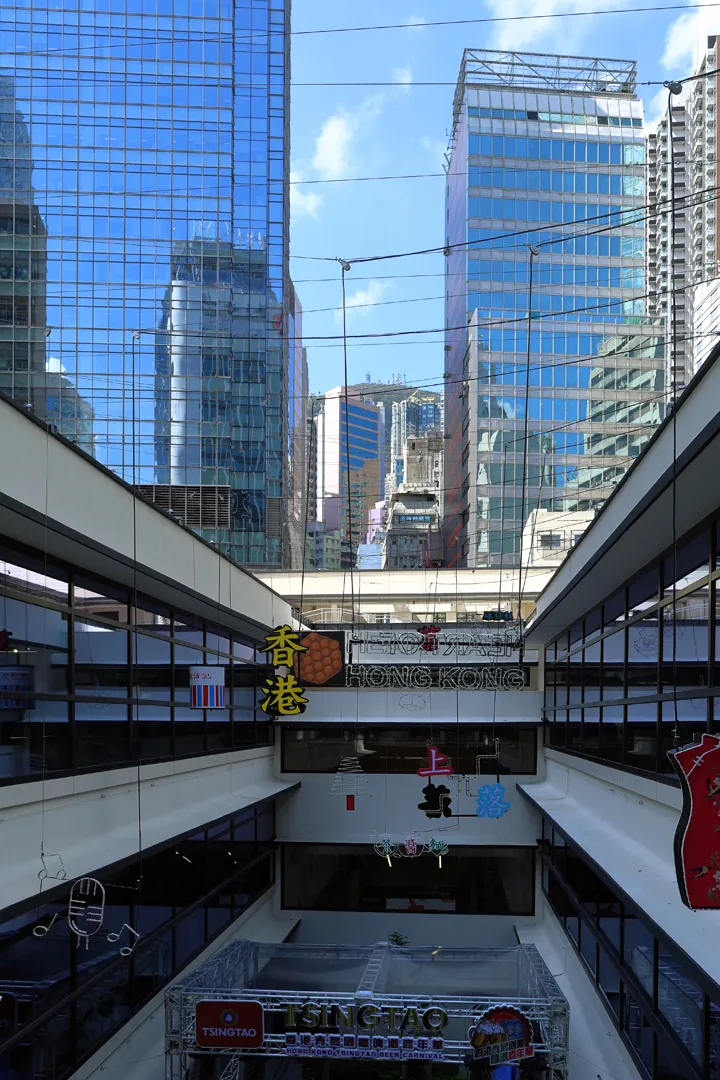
281,726,537,775
0,804,275,1078
282,844,535,915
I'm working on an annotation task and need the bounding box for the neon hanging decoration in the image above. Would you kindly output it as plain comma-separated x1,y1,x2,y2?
668,733,720,909
68,877,106,949
330,756,367,811
476,783,511,819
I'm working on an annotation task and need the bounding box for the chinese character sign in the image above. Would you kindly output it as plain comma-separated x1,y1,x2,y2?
260,625,308,716
476,784,511,819
418,625,440,653
468,1006,534,1064
260,673,308,716
417,746,454,777
418,782,452,819
263,625,307,668
668,734,720,909
189,666,225,709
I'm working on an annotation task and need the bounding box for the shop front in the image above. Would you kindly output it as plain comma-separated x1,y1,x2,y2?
166,940,569,1079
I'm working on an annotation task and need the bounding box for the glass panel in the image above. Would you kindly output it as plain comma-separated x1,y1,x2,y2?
625,702,658,771
0,594,70,777
280,727,537,775
598,946,621,1017
622,993,654,1074
656,944,703,1063
0,551,68,604
282,845,534,914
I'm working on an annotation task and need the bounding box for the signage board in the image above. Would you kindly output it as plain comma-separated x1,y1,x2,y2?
0,666,34,709
195,1000,264,1048
668,733,720,909
345,665,526,690
189,666,225,709
469,1005,534,1065
349,627,524,665
286,1033,444,1061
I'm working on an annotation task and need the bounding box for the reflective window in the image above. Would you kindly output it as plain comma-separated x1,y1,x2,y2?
282,844,535,915
0,540,268,782
543,520,718,777
281,726,537,775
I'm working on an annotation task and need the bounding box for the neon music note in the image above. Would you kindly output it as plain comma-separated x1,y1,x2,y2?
33,912,60,938
107,923,140,956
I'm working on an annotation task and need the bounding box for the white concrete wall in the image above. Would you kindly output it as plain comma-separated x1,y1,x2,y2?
1,747,295,911
296,687,543,723
276,771,539,847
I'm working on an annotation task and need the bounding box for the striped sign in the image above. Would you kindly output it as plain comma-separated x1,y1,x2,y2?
189,666,226,709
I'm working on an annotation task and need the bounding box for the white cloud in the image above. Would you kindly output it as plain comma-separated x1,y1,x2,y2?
312,113,355,179
290,169,322,219
393,66,413,93
46,356,66,373
482,0,615,52
311,96,385,180
662,5,717,71
405,14,427,30
334,280,390,324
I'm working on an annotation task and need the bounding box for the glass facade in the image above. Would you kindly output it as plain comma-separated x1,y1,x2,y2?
281,724,537,775
543,512,720,779
0,535,271,783
0,0,293,567
282,843,535,915
444,52,666,567
539,816,720,1080
0,801,275,1079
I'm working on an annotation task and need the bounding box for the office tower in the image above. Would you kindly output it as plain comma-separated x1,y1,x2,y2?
389,393,443,489
2,0,295,568
647,102,689,395
444,50,665,568
648,35,720,391
287,283,309,569
316,387,384,560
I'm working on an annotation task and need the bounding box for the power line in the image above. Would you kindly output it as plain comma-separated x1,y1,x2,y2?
291,181,715,266
290,3,720,36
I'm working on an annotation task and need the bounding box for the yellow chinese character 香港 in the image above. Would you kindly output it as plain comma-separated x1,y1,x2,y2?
263,624,307,668
260,673,308,716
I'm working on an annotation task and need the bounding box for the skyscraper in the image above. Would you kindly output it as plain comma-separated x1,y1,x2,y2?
389,393,443,490
648,35,720,393
2,0,295,568
316,387,384,560
444,50,665,568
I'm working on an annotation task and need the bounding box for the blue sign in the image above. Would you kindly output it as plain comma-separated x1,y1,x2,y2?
476,783,511,819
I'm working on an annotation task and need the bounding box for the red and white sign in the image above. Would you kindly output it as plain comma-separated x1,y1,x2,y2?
668,733,720,909
195,1000,264,1048
189,666,225,709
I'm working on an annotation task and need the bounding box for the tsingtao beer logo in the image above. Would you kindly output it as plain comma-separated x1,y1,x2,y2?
195,1000,264,1048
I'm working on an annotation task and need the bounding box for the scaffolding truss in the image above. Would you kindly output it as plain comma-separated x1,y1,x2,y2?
452,48,637,141
166,940,570,1078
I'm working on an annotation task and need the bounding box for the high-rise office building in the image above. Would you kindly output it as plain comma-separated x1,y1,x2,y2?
1,0,295,568
444,50,665,567
648,35,720,392
389,393,443,490
316,387,384,559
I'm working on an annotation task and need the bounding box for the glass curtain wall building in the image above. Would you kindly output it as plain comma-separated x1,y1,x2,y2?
444,51,666,568
0,0,293,568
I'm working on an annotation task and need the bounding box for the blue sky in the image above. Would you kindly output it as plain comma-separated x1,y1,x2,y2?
289,0,716,394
